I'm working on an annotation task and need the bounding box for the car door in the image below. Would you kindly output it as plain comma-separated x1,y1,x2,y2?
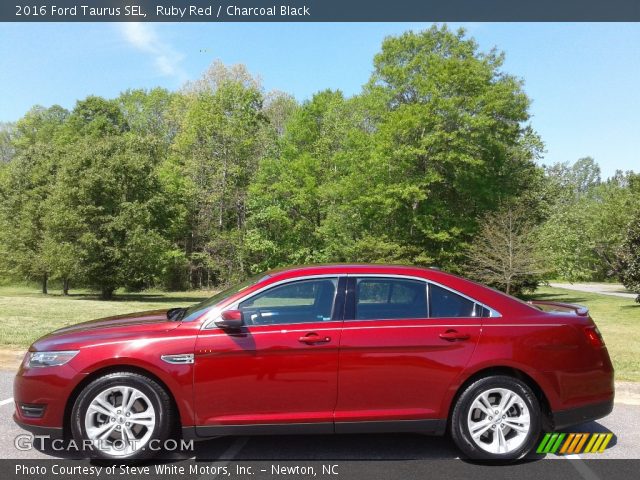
193,276,345,435
334,276,483,432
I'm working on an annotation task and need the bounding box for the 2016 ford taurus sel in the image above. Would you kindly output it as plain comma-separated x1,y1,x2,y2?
14,264,614,460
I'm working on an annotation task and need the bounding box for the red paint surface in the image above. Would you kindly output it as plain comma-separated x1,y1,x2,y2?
14,265,614,433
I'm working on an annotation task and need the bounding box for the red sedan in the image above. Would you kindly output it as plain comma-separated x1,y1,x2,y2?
13,264,614,460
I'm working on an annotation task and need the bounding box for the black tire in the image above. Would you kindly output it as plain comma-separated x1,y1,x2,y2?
450,375,541,461
70,371,173,460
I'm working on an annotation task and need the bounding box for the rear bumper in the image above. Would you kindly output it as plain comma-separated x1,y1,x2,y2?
552,399,614,430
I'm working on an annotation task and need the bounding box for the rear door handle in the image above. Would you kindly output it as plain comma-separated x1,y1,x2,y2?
439,329,471,341
299,333,331,344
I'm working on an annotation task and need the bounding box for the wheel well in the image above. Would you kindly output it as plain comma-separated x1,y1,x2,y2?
63,365,181,438
448,367,553,430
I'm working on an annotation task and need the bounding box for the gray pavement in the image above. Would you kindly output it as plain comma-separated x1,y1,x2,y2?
0,370,638,461
549,282,638,300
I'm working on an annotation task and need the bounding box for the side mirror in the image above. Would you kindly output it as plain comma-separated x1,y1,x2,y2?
215,309,244,330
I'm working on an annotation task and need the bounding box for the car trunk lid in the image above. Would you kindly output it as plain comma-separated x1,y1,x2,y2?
526,300,590,316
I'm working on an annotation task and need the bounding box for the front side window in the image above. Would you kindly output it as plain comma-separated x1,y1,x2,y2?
183,272,269,321
239,278,338,325
355,278,428,320
429,283,477,318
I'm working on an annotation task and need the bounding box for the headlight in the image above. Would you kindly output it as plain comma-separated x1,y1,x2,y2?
25,350,79,368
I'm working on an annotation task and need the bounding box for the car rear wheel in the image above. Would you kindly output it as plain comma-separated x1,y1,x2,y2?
70,371,173,459
450,375,541,461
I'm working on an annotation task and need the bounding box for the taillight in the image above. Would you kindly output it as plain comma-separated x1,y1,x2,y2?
584,326,605,348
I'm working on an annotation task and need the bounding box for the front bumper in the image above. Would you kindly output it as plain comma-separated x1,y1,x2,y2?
13,414,64,439
13,362,86,433
552,399,614,430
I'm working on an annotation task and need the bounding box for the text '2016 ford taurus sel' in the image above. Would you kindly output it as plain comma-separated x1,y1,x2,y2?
14,264,614,460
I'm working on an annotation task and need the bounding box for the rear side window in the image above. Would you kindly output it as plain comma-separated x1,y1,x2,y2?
355,278,427,320
429,284,476,318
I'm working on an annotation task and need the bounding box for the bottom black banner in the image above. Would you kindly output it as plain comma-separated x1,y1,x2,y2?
2,459,640,480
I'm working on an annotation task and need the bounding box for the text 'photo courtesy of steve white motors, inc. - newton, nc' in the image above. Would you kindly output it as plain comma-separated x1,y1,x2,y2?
16,4,311,19
14,463,338,477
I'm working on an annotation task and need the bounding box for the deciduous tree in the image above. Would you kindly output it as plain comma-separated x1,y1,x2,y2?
465,206,545,295
0,106,68,293
170,63,270,285
616,210,640,302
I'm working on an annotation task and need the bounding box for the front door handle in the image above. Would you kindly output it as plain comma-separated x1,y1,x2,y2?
439,329,471,341
299,333,331,344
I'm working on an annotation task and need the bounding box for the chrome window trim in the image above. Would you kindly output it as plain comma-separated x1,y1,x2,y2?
202,272,501,329
347,273,501,318
202,274,342,330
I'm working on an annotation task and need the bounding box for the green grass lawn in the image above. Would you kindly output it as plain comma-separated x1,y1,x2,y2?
528,286,640,382
1,284,638,381
0,285,212,349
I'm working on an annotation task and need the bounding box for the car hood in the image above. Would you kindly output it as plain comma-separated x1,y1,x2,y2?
31,309,180,351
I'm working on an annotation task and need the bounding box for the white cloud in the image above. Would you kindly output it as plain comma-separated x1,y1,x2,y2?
117,23,187,82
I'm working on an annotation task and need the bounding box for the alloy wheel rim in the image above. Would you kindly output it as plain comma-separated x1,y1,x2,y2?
467,387,531,455
84,386,156,457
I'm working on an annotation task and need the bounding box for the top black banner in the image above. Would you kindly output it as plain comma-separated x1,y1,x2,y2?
3,0,640,22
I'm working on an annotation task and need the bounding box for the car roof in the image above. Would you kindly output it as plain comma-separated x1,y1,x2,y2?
265,263,438,277
263,263,467,291
259,264,539,317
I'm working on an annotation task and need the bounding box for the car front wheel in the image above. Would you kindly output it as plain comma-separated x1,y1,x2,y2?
450,375,541,461
70,371,173,460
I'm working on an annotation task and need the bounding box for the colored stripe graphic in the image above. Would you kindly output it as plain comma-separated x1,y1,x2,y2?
591,434,606,452
584,433,599,453
550,433,566,453
538,433,566,453
584,433,613,453
560,433,575,454
574,433,589,453
598,433,613,453
537,433,552,454
563,433,584,454
538,433,613,454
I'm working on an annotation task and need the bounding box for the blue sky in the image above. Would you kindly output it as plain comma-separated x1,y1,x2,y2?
0,22,638,177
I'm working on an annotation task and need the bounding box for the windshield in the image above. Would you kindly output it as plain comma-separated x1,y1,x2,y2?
181,273,269,321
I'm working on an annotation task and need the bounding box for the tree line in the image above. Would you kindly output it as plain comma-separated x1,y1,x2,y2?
1,26,638,299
